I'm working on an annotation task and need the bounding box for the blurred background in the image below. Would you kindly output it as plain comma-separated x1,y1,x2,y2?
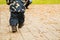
0,0,60,5
0,0,60,40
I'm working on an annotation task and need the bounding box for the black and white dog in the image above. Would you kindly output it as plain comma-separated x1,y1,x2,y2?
6,0,28,33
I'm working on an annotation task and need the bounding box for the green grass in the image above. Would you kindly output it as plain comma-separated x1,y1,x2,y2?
32,0,60,4
0,0,6,4
0,0,60,4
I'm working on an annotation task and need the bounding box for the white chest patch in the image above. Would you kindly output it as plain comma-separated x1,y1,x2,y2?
16,3,20,8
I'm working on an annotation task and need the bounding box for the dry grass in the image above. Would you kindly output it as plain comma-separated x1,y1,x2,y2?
0,4,60,40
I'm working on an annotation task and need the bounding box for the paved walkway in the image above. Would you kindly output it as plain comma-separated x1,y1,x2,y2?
0,4,60,40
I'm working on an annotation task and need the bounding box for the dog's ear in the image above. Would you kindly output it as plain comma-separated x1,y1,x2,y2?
6,0,14,5
6,0,10,5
